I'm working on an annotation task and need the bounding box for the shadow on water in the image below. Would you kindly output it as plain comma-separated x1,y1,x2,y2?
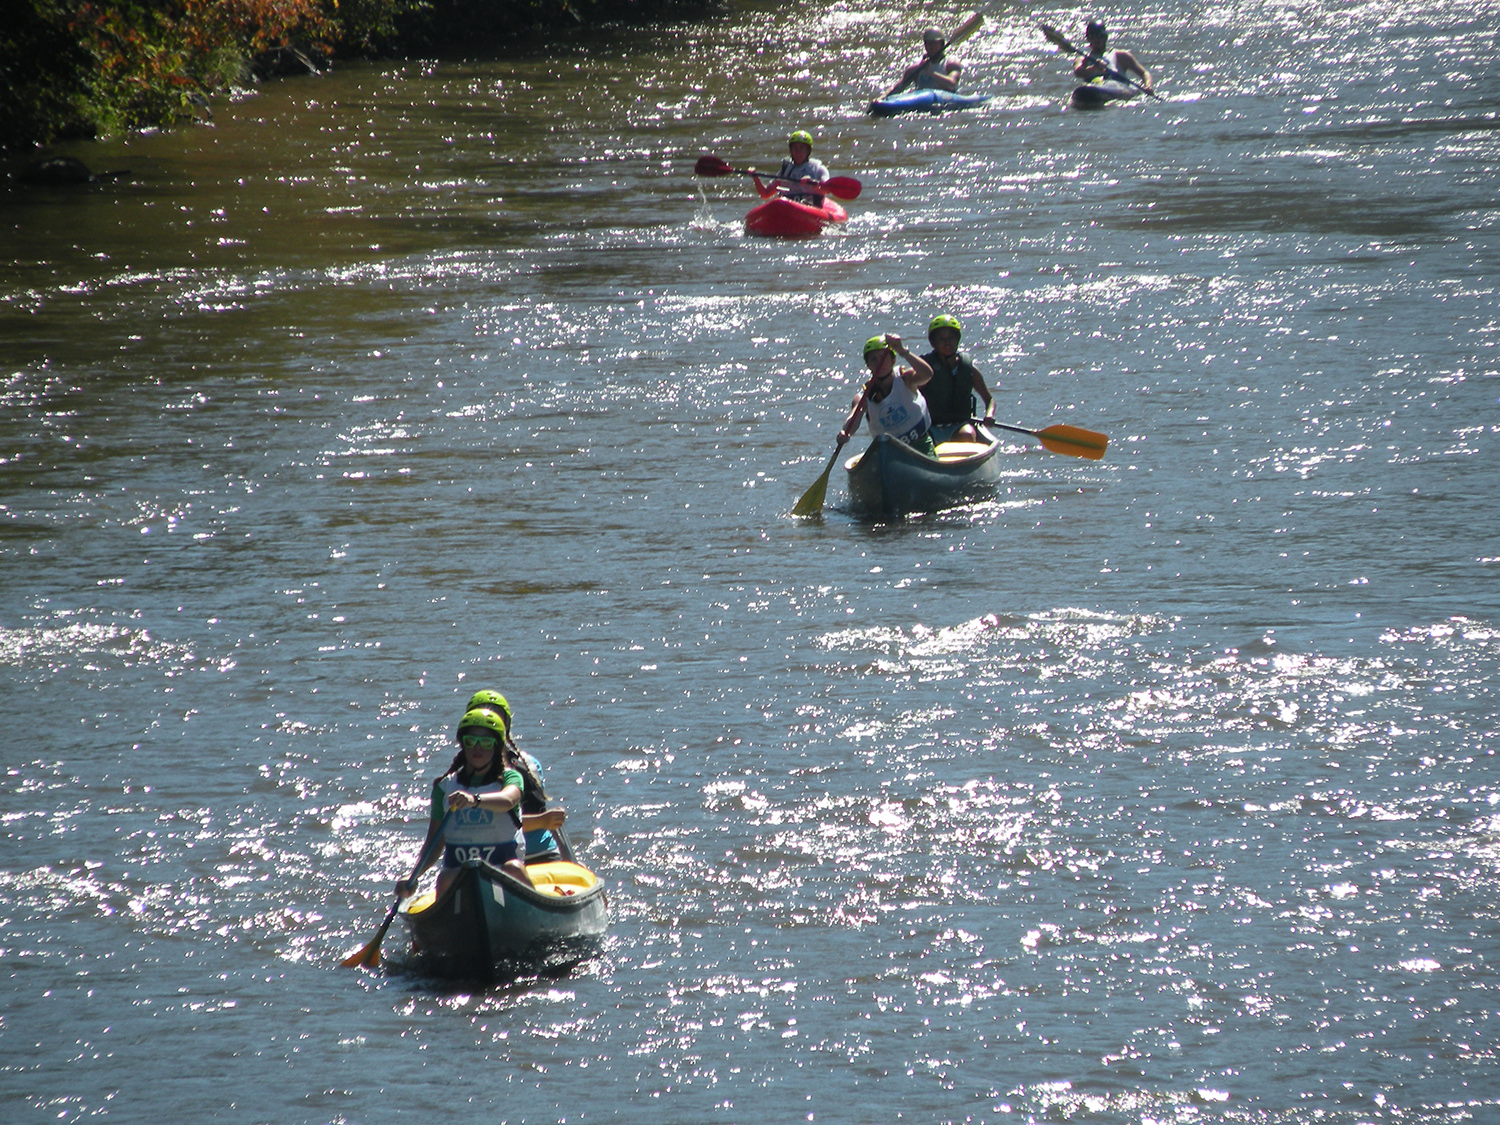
392,938,606,988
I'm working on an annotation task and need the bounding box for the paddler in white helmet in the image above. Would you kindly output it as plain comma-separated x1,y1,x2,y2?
751,130,831,206
885,28,965,97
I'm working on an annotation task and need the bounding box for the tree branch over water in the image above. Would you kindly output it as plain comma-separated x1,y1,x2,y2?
2,0,715,151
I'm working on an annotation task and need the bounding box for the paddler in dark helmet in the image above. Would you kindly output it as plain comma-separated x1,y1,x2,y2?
919,315,995,445
751,130,831,206
886,28,965,96
1073,19,1153,93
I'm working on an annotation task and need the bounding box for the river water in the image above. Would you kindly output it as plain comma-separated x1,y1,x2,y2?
3,2,1498,1122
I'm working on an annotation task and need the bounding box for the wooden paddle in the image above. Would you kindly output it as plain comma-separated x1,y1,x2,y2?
523,807,566,832
1038,24,1162,101
339,810,453,969
985,420,1110,460
882,13,985,98
694,156,862,202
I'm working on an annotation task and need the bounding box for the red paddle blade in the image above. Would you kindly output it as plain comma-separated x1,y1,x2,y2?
694,155,735,177
822,175,862,201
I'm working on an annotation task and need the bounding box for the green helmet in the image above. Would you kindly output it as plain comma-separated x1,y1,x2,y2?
465,689,511,721
788,130,814,149
862,335,892,356
928,314,962,342
455,707,507,742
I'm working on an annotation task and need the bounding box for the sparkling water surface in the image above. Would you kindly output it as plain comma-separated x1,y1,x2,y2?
2,2,1498,1122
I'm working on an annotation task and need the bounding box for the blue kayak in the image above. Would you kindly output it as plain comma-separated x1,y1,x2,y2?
868,89,993,117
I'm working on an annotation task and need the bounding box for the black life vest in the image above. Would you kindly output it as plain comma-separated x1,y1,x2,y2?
920,350,979,424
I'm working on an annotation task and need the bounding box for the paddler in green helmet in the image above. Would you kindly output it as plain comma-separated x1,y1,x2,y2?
751,130,831,206
463,689,558,858
920,314,996,444
835,333,937,457
395,706,535,900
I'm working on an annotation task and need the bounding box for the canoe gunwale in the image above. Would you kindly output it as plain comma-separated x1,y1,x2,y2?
407,858,607,917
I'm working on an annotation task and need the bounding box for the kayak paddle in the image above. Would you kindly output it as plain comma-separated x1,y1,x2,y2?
944,11,985,50
984,420,1110,460
339,811,452,969
694,156,862,202
1038,24,1162,101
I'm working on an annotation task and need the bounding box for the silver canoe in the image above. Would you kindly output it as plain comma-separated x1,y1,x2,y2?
844,427,1005,515
399,829,607,977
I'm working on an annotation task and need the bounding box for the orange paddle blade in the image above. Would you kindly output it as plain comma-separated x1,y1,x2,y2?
339,939,381,969
339,899,400,968
1035,424,1108,459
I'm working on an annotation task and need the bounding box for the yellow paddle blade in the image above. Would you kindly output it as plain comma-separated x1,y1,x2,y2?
339,900,400,968
791,468,832,517
791,448,840,517
1036,424,1109,459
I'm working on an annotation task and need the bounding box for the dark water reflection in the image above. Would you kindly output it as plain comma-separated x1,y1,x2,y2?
4,2,1500,1123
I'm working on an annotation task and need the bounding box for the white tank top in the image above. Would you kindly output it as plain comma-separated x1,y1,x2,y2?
865,375,933,445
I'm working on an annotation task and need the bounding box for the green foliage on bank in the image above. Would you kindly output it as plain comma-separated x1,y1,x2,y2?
1,0,712,152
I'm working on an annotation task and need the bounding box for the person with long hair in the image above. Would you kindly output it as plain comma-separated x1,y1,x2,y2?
462,689,557,857
395,707,534,899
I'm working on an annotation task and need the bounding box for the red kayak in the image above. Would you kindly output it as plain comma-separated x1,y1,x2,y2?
744,195,848,239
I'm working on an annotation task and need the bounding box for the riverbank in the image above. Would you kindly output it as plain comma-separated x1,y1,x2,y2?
2,0,715,153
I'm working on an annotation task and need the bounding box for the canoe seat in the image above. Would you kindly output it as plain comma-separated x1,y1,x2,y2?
934,441,991,461
528,860,600,897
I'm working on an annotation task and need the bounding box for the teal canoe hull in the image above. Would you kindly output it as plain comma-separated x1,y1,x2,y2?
844,428,1005,515
399,832,607,978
